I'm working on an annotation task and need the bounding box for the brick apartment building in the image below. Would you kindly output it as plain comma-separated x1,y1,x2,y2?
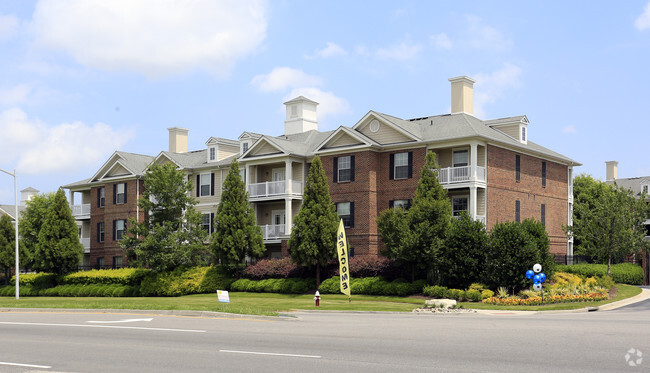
65,76,580,268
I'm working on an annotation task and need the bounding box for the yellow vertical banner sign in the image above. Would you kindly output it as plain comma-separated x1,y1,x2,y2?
336,219,351,297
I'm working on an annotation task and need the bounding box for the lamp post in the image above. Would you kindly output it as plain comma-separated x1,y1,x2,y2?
0,168,19,300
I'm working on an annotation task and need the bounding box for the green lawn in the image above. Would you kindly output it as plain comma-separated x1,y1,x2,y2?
0,285,642,316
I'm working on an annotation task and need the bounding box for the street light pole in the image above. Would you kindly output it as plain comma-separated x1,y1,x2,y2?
0,168,19,300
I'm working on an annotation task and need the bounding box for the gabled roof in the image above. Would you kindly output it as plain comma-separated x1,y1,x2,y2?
205,137,239,147
89,151,154,182
0,204,26,220
315,126,380,153
353,111,422,142
607,176,650,197
155,150,206,169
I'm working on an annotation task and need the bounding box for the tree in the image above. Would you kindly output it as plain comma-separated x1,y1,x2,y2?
210,159,264,274
32,188,83,275
521,218,555,276
18,193,52,269
440,212,488,289
121,163,208,272
0,215,15,284
569,174,613,257
568,176,648,275
377,151,451,281
289,156,339,287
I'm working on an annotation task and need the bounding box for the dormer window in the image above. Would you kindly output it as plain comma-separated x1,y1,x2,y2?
209,147,216,161
522,126,526,142
243,142,249,153
643,184,649,195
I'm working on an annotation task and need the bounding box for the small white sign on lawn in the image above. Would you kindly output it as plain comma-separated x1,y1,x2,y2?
217,290,230,303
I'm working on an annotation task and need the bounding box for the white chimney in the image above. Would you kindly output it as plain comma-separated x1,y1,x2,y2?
449,76,475,115
284,96,318,135
605,161,618,181
168,127,189,153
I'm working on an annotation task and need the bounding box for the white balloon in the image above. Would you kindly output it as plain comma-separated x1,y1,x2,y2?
533,283,542,291
533,263,542,273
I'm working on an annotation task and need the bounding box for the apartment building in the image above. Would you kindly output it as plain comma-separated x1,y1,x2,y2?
66,76,580,267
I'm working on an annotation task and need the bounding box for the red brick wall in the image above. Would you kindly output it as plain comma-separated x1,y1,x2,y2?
486,145,569,254
89,179,146,266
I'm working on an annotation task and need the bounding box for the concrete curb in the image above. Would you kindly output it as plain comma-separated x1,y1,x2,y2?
593,288,650,311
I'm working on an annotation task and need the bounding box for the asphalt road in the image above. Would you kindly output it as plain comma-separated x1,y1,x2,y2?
0,303,648,373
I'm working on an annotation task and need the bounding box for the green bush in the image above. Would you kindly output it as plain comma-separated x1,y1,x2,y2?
12,273,58,289
481,289,495,300
448,288,465,301
62,268,150,286
465,289,482,302
318,277,340,294
597,275,615,289
140,266,234,297
423,285,449,298
229,278,313,294
557,263,643,285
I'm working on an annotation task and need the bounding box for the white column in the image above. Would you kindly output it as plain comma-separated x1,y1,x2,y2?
470,142,478,181
470,186,477,220
285,198,293,235
285,160,292,194
245,164,251,194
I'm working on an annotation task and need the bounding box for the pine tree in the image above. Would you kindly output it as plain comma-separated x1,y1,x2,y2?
211,159,264,274
33,188,83,275
289,156,339,287
0,215,15,284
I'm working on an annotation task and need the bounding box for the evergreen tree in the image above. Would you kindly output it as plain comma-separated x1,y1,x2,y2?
18,193,52,269
377,151,451,281
289,156,339,287
440,212,488,289
33,188,83,275
521,218,555,276
210,159,264,274
0,215,15,284
121,163,208,272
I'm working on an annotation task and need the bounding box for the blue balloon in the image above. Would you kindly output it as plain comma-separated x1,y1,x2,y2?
533,274,541,284
526,270,534,279
540,273,547,283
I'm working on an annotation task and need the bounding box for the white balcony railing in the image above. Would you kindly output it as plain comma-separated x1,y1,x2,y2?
260,224,286,240
248,180,303,198
80,237,90,253
453,214,486,225
71,204,91,218
436,166,486,185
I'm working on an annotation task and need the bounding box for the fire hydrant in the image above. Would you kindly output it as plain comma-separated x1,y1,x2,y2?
314,291,320,307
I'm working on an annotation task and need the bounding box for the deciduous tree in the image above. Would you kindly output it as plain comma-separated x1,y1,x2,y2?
0,215,15,284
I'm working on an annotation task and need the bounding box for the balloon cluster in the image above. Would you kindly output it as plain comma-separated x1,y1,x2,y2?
525,263,546,291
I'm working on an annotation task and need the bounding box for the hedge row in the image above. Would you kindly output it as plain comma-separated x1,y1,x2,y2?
422,285,494,301
318,276,426,296
0,284,139,297
140,266,234,297
61,268,150,286
557,263,643,285
230,278,315,294
11,273,58,289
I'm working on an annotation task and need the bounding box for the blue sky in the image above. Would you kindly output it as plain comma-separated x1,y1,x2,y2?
1,1,650,204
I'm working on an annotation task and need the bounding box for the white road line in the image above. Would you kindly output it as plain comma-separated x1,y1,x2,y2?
87,318,153,324
0,361,51,369
219,350,321,359
0,321,205,333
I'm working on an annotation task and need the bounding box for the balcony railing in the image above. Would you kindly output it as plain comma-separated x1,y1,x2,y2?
453,214,486,225
71,203,91,218
260,224,286,240
248,180,303,198
80,237,90,253
436,166,486,184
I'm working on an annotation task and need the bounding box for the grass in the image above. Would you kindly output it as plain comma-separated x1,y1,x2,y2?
0,285,642,316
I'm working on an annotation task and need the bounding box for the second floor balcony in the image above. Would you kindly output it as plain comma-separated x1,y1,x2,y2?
80,237,90,253
260,224,286,240
436,166,486,185
70,203,91,219
248,180,303,199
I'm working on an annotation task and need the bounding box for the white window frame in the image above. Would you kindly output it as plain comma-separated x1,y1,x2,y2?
338,156,352,182
99,187,105,207
337,202,352,228
452,195,469,217
202,213,212,233
200,173,211,197
393,199,411,209
394,152,409,180
209,146,216,162
115,219,126,240
116,183,126,204
452,148,469,167
642,184,649,195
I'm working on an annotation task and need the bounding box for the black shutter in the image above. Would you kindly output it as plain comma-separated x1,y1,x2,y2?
542,162,547,187
333,157,339,183
123,183,127,204
196,175,200,197
112,220,116,241
113,184,116,204
516,155,521,181
389,154,395,180
349,202,354,228
515,200,521,223
406,199,412,210
210,213,215,234
211,173,215,196
350,156,355,182
407,152,413,179
97,223,100,242
389,200,394,208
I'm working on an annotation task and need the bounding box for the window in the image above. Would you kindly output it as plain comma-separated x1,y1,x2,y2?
452,150,468,167
114,183,126,204
243,142,249,153
202,213,214,233
516,155,521,181
390,152,412,180
209,147,216,161
542,161,547,187
97,222,104,243
334,156,354,183
643,185,649,195
515,200,521,222
200,174,211,196
337,202,354,228
112,256,123,268
114,219,126,240
522,126,526,142
197,173,214,197
541,204,546,226
452,196,468,217
97,187,105,207
97,257,105,269
390,199,412,209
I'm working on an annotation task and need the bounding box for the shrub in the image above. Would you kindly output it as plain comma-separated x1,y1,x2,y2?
62,268,150,286
348,256,396,278
557,263,643,285
12,273,58,289
230,279,251,292
423,285,449,298
584,277,598,288
481,289,494,300
139,266,234,296
448,289,465,301
318,277,340,294
230,278,313,294
243,258,300,279
469,283,487,292
465,289,482,302
597,275,615,289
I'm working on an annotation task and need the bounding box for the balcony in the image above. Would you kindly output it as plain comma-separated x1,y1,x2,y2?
248,180,303,199
71,203,91,219
260,224,286,240
452,214,486,225
80,237,90,253
436,166,485,185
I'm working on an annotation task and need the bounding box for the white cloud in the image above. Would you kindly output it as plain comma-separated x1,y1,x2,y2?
30,0,268,78
376,41,422,61
635,2,650,30
0,108,134,174
562,125,577,134
0,84,32,106
285,88,350,125
305,42,347,59
0,14,18,42
465,15,511,51
473,63,522,118
251,67,323,92
430,33,452,50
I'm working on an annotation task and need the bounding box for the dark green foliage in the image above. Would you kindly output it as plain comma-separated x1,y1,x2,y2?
422,285,450,298
557,263,643,285
32,188,83,275
465,289,482,302
122,163,209,273
230,278,315,294
0,215,15,284
18,193,52,269
377,152,451,281
520,218,555,276
211,159,264,272
289,156,339,287
318,276,425,296
12,272,58,289
139,266,234,296
440,212,487,289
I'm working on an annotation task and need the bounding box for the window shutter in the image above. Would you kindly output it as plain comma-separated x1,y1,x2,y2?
389,200,394,208
97,223,100,242
407,152,413,179
97,188,101,207
542,162,547,187
211,173,215,196
210,213,215,234
333,157,339,183
515,200,521,222
196,175,200,197
349,202,354,228
123,183,127,204
113,184,116,204
389,154,395,180
516,155,521,181
350,156,355,182
112,220,116,241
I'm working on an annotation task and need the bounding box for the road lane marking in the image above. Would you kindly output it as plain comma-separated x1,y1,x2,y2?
0,321,205,333
0,361,51,369
219,350,321,359
87,318,153,324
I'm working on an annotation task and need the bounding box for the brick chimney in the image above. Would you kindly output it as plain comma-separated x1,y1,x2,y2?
284,96,318,135
605,161,618,181
449,76,475,115
168,127,189,153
